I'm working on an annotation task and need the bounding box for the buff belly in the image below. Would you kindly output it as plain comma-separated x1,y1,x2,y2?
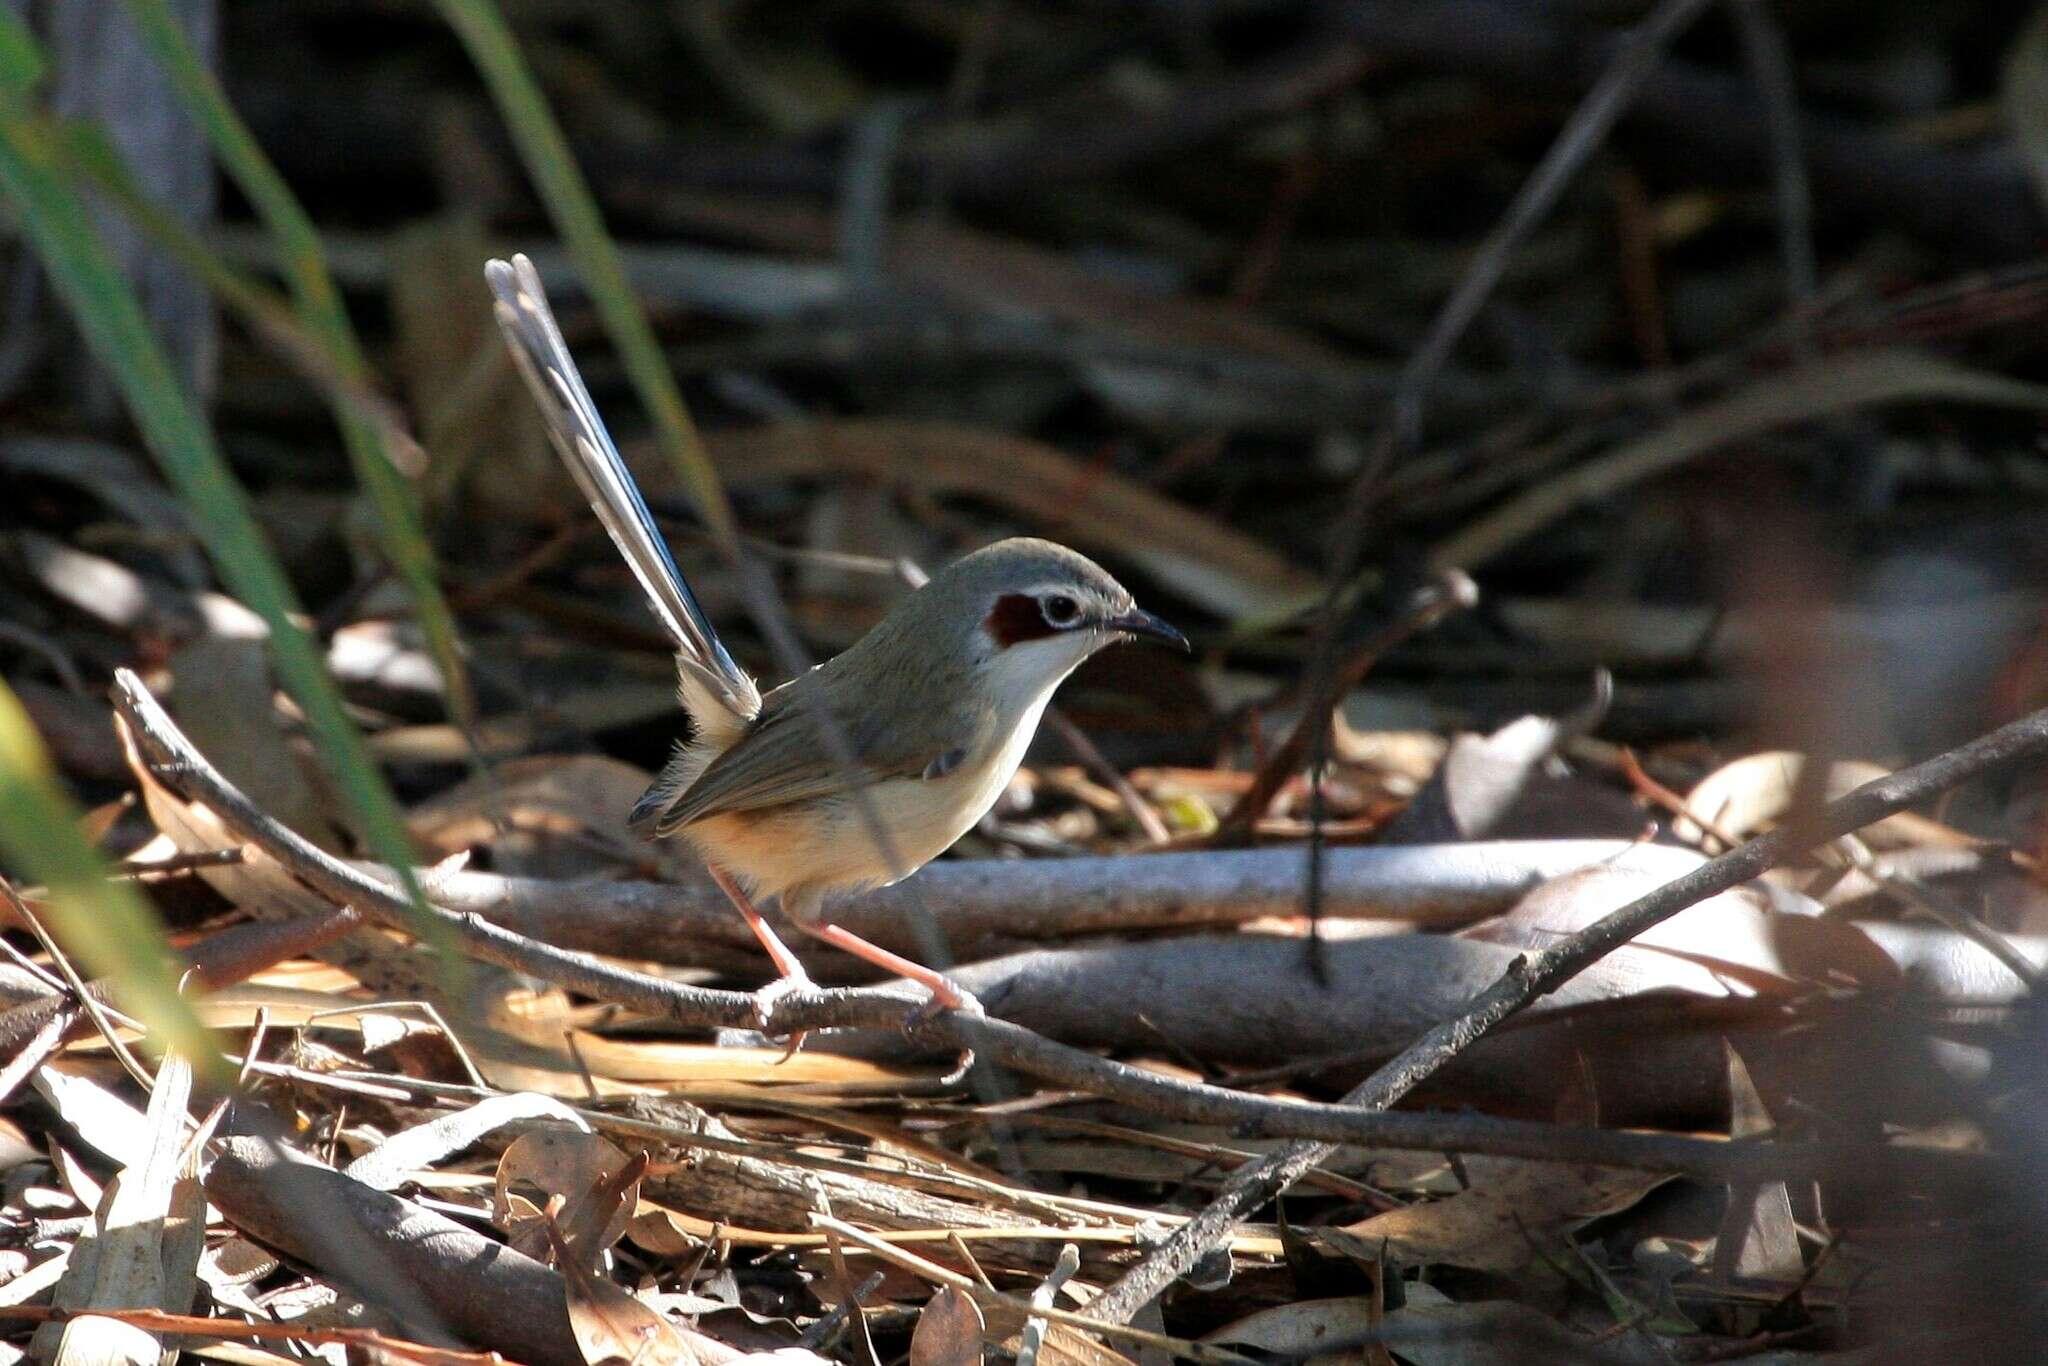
678,695,1046,919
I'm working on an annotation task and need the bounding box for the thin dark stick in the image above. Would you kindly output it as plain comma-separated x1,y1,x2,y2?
108,669,2026,1194
1390,0,1718,447
1045,707,1171,844
1086,703,2048,1322
1727,0,1818,324
1863,859,2040,990
1219,567,1476,842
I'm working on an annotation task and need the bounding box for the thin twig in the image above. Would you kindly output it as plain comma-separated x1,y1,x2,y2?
1016,1242,1081,1366
1289,0,1714,943
1219,567,1476,841
1727,0,1817,329
1,878,157,1094
0,902,363,1057
0,1306,501,1366
111,846,246,880
1853,851,2040,990
800,1269,887,1353
820,1201,884,1366
1044,707,1170,843
0,1008,72,1107
1390,0,1718,447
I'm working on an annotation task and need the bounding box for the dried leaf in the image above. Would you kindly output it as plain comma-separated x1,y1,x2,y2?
1385,1295,1646,1366
909,1285,984,1366
1673,751,1953,852
1200,1296,1380,1355
496,1129,641,1268
34,1067,153,1171
45,1053,194,1366
1712,1046,1801,1286
167,635,331,852
558,1248,731,1366
1316,1159,1667,1273
128,746,437,1001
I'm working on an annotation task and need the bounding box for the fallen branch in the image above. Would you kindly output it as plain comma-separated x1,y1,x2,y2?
0,1306,502,1366
201,1136,585,1366
1088,700,2048,1320
426,838,1716,968
110,670,2011,1190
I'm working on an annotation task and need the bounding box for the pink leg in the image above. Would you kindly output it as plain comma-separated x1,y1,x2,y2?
706,865,811,984
806,922,964,1010
704,866,816,1055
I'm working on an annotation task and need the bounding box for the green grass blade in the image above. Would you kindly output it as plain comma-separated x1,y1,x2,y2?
118,0,476,733
0,49,453,969
0,15,42,106
431,0,739,550
0,679,225,1079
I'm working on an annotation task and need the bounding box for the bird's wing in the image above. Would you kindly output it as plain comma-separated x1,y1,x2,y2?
485,254,759,723
644,677,979,835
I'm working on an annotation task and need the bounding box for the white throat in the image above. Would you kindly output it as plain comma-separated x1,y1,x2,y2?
980,633,1098,726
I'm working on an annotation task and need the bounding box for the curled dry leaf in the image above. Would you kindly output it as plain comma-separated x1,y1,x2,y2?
347,1091,590,1192
557,1244,832,1366
1673,750,1967,852
1314,1159,1668,1274
908,1284,985,1366
496,1129,643,1269
559,1245,730,1366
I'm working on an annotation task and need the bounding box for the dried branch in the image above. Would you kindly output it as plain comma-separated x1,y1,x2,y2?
1088,698,2048,1321
0,902,362,1056
201,1136,586,1366
111,668,2014,1193
426,838,1717,968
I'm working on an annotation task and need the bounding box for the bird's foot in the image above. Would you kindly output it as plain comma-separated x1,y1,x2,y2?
905,976,978,1027
749,970,816,1058
905,980,983,1082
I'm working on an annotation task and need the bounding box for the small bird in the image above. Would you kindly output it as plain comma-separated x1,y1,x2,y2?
485,254,1186,1018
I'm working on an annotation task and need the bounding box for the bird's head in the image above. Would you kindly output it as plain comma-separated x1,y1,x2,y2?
834,537,1186,725
923,538,1187,704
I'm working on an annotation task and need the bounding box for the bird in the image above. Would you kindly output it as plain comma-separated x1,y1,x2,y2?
484,254,1187,1021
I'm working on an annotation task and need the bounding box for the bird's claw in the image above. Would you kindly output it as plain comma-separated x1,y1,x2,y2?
749,972,815,1056
904,981,982,1082
905,978,979,1030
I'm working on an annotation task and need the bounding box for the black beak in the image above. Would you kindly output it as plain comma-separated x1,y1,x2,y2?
1106,607,1189,652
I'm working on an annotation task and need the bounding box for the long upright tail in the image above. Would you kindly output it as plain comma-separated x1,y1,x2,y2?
486,255,758,723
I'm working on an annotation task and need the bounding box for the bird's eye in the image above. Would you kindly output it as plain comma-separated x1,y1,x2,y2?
1040,594,1082,628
